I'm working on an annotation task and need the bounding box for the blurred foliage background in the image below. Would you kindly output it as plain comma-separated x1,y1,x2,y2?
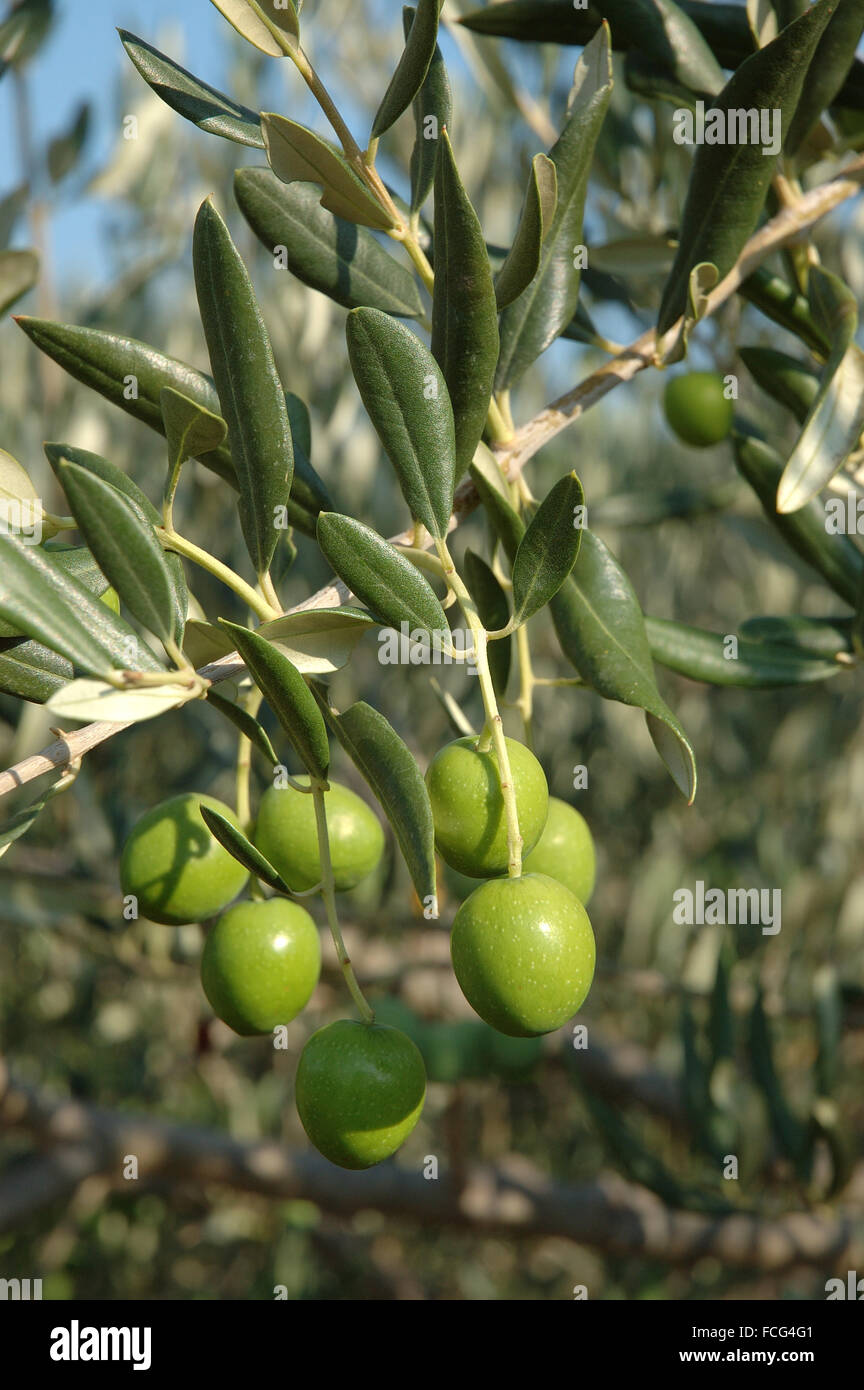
1,0,864,1301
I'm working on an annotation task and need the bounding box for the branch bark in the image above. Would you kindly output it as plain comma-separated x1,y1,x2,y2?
2,156,863,802
0,1061,860,1271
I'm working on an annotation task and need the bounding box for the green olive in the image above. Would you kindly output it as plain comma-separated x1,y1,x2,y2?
120,793,248,926
450,873,596,1037
295,1020,426,1169
254,777,384,892
663,372,733,448
425,736,549,877
201,898,321,1035
522,797,596,904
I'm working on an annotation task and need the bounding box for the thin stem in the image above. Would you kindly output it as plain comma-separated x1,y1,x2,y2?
311,781,375,1022
391,226,435,292
235,687,263,835
516,623,535,752
162,455,185,535
156,527,279,623
436,539,523,877
259,570,282,613
486,396,514,445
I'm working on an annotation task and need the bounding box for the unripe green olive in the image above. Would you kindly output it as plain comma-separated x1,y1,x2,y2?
120,793,247,926
450,872,595,1037
254,777,384,892
201,898,321,1035
295,1019,426,1169
663,372,733,448
425,736,548,877
522,797,596,904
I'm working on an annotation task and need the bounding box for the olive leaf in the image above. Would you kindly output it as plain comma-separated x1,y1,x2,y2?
463,549,511,697
46,678,199,724
739,346,820,424
787,0,864,156
733,432,864,607
193,198,293,577
44,442,188,642
0,530,165,678
234,168,424,317
316,692,438,915
0,639,71,704
0,446,40,531
405,6,451,211
494,154,558,311
209,0,298,55
511,472,584,625
120,31,264,147
738,268,830,358
776,268,864,514
645,617,842,688
346,307,456,538
657,1,834,335
740,615,853,660
550,529,697,802
468,456,524,563
431,130,499,472
54,460,179,645
160,387,227,476
222,622,330,782
0,248,38,316
261,113,395,230
256,607,378,673
200,805,294,894
495,26,613,390
372,0,441,139
183,620,237,669
206,688,280,764
0,769,77,860
316,512,449,636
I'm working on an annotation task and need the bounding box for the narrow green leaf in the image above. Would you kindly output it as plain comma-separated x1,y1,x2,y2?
405,6,451,211
431,129,499,472
206,688,279,764
160,388,227,470
739,614,853,659
749,990,811,1176
223,622,330,781
463,548,511,698
44,442,187,642
182,620,236,669
468,457,525,564
0,249,38,315
0,638,71,703
788,0,864,155
318,693,438,914
316,512,449,636
200,804,293,893
54,460,178,644
209,0,298,54
194,198,293,576
733,432,864,607
346,308,456,538
257,606,377,673
40,543,111,601
495,154,558,311
777,268,864,514
738,267,831,358
0,773,70,859
550,530,696,801
46,677,197,724
496,27,613,389
645,617,842,687
512,472,584,625
602,0,724,95
234,167,423,317
739,346,820,424
261,113,395,230
285,391,312,458
657,1,834,335
0,530,164,678
120,30,264,147
372,0,441,139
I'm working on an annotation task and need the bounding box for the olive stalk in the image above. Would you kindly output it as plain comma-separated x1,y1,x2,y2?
155,527,279,623
311,780,375,1023
435,538,523,878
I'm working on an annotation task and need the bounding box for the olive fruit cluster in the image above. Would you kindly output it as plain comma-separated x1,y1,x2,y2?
426,738,597,1038
120,782,426,1169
